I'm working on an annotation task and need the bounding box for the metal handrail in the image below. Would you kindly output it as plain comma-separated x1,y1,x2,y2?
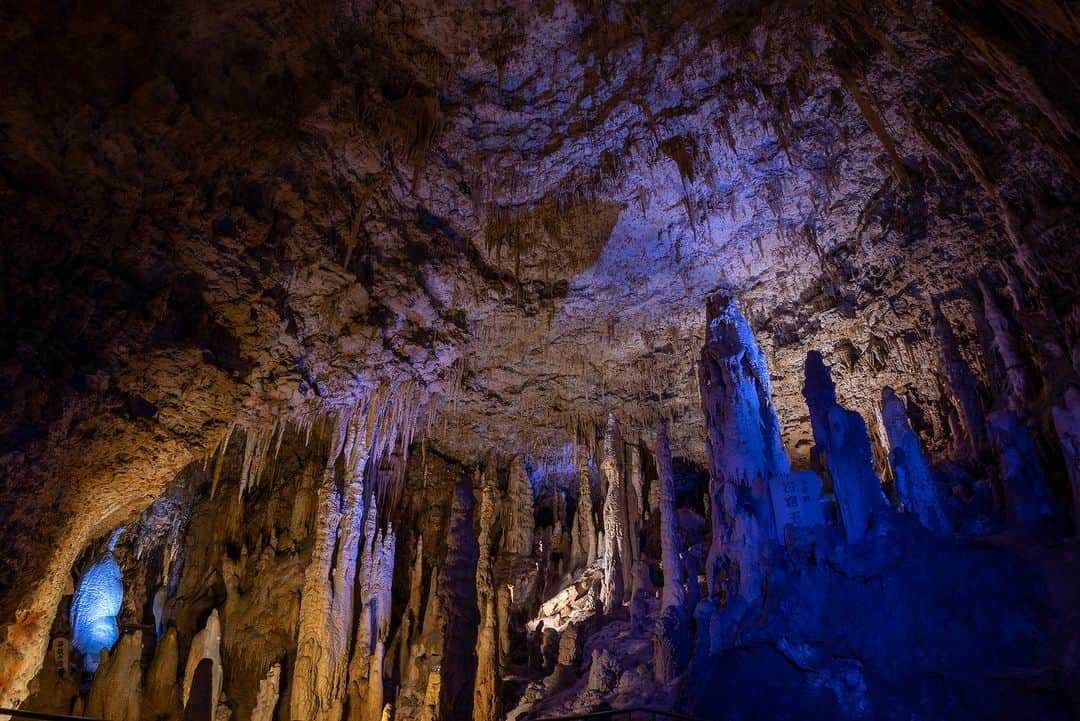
0,708,106,721
527,706,711,721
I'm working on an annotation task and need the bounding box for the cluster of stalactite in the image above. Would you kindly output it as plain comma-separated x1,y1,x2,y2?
19,401,407,721
18,285,1079,720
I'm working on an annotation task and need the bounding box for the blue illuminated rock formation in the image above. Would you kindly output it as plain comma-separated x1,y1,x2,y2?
803,351,887,542
987,409,1057,534
881,387,951,535
70,533,124,673
699,295,788,603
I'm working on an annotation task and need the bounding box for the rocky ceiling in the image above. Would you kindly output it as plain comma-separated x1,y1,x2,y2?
0,0,1078,706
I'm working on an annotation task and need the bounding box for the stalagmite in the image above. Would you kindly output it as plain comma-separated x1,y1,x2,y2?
569,453,597,572
882,388,951,534
698,296,787,602
473,464,500,721
143,627,180,721
652,418,691,681
182,610,223,721
988,410,1056,534
626,444,645,596
503,456,535,557
654,419,685,612
435,473,480,721
803,351,887,542
648,416,691,682
85,631,142,721
600,414,627,612
933,305,989,459
292,413,370,721
251,664,281,721
348,499,396,721
1050,387,1080,533
396,537,425,686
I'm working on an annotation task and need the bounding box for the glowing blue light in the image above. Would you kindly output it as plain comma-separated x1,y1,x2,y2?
70,546,123,673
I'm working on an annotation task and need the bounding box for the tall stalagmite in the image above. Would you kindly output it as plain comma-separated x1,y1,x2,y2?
600,414,628,612
473,462,500,721
803,351,887,542
569,452,598,572
882,387,950,534
348,501,396,721
699,296,788,602
652,418,689,682
436,472,481,721
503,457,535,557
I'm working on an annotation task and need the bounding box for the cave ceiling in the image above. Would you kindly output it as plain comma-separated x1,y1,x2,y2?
2,0,1077,477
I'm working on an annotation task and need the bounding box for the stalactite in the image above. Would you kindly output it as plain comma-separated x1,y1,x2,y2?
881,388,951,534
803,351,888,543
291,410,370,721
209,423,235,499
978,278,1034,410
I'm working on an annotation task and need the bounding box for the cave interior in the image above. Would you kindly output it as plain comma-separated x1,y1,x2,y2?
1,1,1079,721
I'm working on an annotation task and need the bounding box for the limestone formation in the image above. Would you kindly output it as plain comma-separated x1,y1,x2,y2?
250,663,281,721
182,611,223,721
654,419,685,612
86,631,142,721
473,465,500,721
349,503,396,721
292,413,370,721
70,544,124,673
652,419,690,683
803,351,888,542
143,628,180,721
987,410,1057,534
503,457,535,557
569,453,598,572
600,414,628,612
933,306,989,460
0,2,1078,721
699,296,788,602
882,388,951,534
1050,387,1080,535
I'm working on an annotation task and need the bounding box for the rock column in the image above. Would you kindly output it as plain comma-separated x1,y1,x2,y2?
882,387,950,534
698,296,788,602
803,351,887,542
